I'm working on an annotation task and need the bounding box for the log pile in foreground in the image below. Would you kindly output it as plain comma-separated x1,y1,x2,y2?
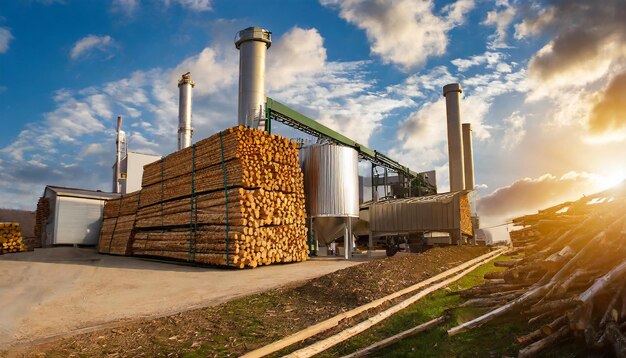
99,126,308,269
33,197,50,248
0,222,26,254
97,192,137,255
448,183,626,357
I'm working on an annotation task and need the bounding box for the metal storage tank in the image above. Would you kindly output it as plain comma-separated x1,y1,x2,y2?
300,144,359,258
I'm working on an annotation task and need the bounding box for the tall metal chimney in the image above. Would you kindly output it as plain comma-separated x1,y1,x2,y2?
443,83,465,192
114,116,122,193
462,123,475,191
235,26,272,130
178,72,195,150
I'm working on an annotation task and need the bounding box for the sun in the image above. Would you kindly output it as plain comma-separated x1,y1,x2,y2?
595,169,626,191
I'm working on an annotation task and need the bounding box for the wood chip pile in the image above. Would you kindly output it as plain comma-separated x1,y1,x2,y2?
99,126,309,269
0,222,26,254
448,184,626,357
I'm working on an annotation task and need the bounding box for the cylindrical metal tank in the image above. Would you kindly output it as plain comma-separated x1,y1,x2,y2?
235,27,272,129
300,144,359,249
300,144,359,218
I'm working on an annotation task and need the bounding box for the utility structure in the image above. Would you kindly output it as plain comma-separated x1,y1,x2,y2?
443,83,465,192
462,123,475,190
113,116,126,193
177,72,195,150
235,26,272,130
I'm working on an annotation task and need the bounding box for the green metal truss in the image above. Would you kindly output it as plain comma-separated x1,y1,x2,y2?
266,97,416,178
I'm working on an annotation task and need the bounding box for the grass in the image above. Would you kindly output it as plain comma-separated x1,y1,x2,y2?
310,255,585,357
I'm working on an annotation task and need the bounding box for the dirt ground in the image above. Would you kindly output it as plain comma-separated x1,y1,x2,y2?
0,247,359,349
7,245,490,357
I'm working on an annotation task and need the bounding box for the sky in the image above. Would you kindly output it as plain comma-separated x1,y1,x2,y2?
1,0,626,230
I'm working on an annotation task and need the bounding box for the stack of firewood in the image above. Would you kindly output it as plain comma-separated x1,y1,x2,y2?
33,197,49,247
99,126,308,269
448,184,626,357
0,222,26,254
97,192,138,255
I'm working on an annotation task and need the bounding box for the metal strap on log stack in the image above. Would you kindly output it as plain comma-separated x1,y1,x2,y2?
98,126,309,269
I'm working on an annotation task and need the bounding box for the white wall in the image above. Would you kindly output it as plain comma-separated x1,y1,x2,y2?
124,152,160,194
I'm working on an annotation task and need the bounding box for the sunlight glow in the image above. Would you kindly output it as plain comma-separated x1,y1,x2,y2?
594,169,626,191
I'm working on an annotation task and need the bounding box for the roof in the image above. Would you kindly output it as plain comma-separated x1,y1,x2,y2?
44,185,121,200
372,191,466,206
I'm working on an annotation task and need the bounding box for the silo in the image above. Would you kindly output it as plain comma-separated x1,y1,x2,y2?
300,144,359,258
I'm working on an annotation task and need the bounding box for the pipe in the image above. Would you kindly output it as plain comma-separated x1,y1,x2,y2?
114,116,122,193
443,83,465,192
178,72,195,150
235,26,272,129
462,123,475,191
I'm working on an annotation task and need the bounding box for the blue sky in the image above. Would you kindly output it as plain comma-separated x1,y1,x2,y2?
2,0,626,227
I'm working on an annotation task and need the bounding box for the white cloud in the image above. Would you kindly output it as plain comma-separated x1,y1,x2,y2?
0,27,14,54
502,111,526,149
267,27,327,90
321,0,475,70
451,51,505,72
166,0,213,11
483,0,515,49
70,35,117,60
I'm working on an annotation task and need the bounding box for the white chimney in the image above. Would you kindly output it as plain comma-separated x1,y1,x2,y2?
235,26,272,130
462,123,475,191
114,116,122,193
178,72,195,150
443,83,465,192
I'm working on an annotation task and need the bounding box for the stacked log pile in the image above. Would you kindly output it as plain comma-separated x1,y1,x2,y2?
97,192,137,255
0,222,26,254
33,197,50,248
448,184,626,357
100,126,308,269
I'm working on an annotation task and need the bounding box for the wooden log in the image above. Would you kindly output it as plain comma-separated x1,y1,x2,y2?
242,248,507,358
341,316,445,358
518,325,571,358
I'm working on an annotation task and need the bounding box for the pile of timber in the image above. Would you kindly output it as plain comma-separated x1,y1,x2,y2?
98,192,137,255
99,126,308,269
33,197,49,248
0,222,26,254
448,183,626,357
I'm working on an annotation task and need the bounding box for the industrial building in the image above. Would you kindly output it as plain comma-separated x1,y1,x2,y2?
33,26,480,259
40,186,119,247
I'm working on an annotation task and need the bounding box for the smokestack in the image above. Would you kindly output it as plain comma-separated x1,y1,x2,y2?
462,123,475,191
178,72,195,150
114,116,122,193
235,26,272,130
443,83,465,192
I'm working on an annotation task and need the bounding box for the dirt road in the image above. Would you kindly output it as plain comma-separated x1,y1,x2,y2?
0,247,358,348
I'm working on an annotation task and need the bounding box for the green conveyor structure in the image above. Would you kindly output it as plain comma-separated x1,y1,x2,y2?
265,97,416,179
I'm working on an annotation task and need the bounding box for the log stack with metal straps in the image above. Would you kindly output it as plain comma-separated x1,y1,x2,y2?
447,183,626,357
98,126,308,269
98,191,139,255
